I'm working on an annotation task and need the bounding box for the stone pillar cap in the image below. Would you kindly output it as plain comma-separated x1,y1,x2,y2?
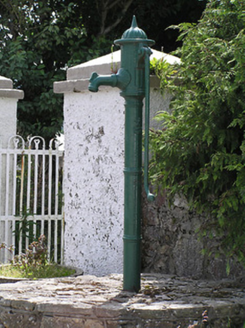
0,75,24,99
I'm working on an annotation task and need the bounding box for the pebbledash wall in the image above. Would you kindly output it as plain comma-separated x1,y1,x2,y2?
54,49,178,276
54,50,245,279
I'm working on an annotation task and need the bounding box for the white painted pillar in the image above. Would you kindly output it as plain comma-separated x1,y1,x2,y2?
0,76,24,148
55,88,125,275
0,76,24,262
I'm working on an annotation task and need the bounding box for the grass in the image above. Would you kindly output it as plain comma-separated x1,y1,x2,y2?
0,263,76,279
0,235,76,279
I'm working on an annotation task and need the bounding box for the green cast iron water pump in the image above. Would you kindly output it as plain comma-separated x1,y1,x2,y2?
88,16,155,292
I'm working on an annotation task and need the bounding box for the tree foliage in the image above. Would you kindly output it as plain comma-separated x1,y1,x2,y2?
0,0,206,141
82,0,207,52
127,0,207,53
150,0,245,267
0,1,76,140
0,0,110,141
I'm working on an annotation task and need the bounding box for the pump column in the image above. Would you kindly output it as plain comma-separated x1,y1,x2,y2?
115,16,155,292
123,96,143,292
88,16,155,292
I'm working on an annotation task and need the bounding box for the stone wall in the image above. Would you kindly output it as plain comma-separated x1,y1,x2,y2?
142,190,245,280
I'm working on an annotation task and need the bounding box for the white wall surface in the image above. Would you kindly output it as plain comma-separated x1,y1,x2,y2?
63,88,125,275
62,86,172,275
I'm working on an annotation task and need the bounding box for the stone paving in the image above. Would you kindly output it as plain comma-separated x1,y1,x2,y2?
0,273,244,327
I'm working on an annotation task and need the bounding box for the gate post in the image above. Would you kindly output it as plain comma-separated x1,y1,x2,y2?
0,76,24,147
0,76,24,262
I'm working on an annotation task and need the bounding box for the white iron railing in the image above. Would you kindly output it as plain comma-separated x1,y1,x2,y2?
0,135,64,264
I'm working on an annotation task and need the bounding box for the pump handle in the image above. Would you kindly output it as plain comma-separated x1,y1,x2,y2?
142,47,155,202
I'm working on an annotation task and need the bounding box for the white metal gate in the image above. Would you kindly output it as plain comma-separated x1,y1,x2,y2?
0,135,64,264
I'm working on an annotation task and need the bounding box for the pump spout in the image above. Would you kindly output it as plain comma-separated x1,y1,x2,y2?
88,72,118,92
88,69,131,93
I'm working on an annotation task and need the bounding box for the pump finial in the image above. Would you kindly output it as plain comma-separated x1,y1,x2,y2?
131,15,138,28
